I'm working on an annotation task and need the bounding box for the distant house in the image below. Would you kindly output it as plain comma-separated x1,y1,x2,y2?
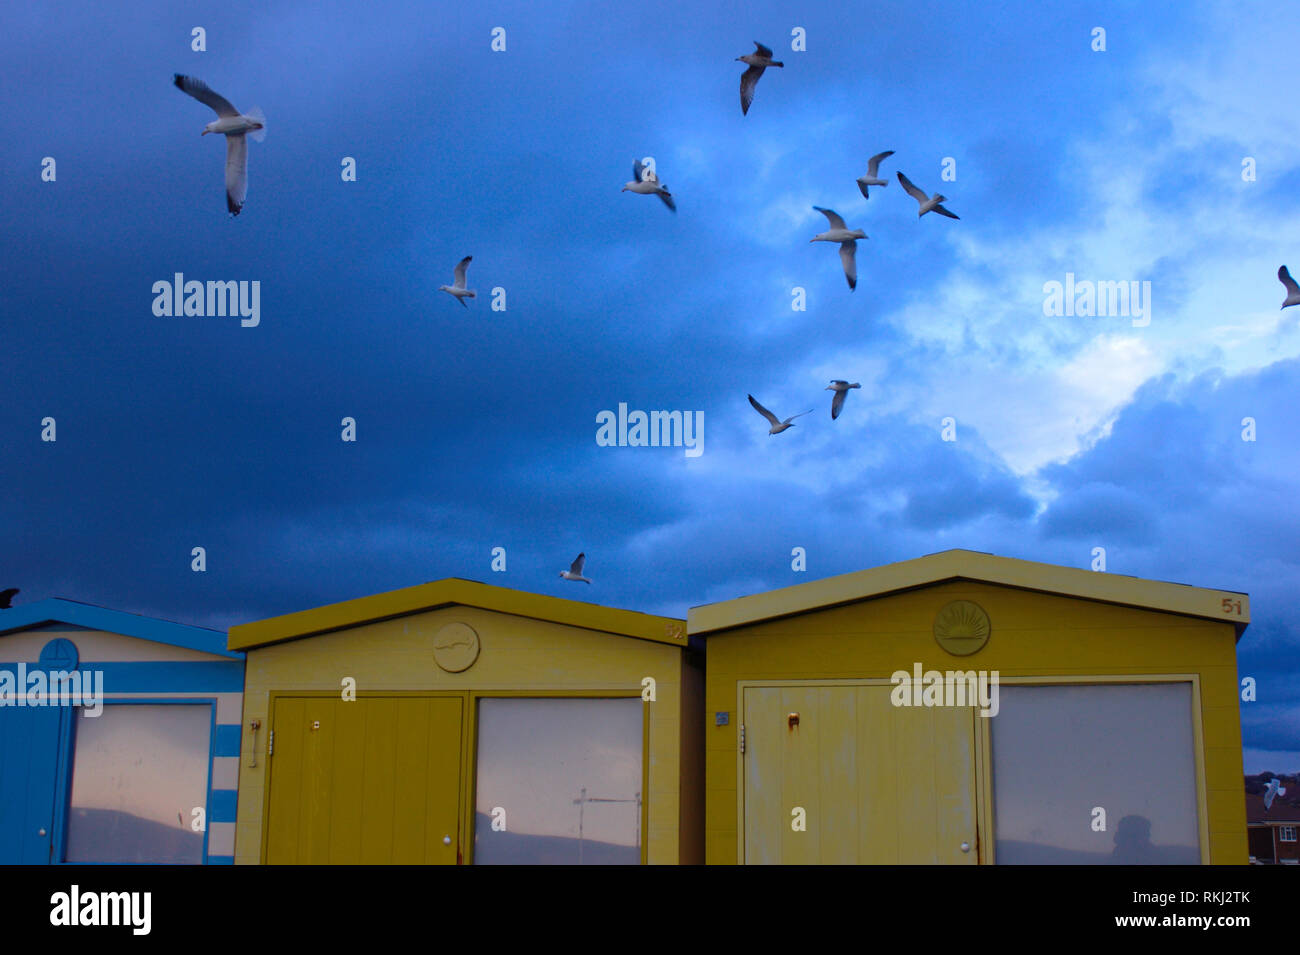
0,599,244,863
1246,779,1300,864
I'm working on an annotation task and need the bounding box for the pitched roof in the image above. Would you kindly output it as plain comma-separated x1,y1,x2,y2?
1245,792,1300,824
0,598,239,658
227,578,686,652
688,549,1250,639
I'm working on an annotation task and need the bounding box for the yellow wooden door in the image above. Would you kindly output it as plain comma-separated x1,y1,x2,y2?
742,684,977,864
265,696,462,864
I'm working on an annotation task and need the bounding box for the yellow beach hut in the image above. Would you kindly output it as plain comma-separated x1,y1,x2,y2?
690,549,1250,865
228,579,702,865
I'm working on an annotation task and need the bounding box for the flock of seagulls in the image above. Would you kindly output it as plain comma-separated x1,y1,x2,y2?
164,52,1293,482
747,378,860,435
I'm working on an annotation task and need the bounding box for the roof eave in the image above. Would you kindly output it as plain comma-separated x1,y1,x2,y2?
0,598,240,658
688,550,1250,641
227,578,686,651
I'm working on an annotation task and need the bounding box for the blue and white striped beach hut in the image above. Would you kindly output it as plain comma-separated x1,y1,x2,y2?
0,599,243,864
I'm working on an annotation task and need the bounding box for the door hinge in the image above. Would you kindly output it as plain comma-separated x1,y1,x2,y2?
739,723,745,754
268,729,274,757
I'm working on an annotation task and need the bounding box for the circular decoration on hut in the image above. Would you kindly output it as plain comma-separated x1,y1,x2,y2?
432,622,480,672
933,600,991,656
38,638,79,670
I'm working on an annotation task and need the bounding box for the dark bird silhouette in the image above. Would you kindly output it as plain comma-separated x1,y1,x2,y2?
0,588,18,609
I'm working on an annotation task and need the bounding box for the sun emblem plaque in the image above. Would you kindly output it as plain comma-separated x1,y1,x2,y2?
432,622,480,672
933,600,991,656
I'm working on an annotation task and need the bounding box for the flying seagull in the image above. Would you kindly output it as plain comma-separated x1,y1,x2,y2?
856,150,895,199
439,256,475,307
560,553,592,584
736,41,783,115
897,171,959,219
748,394,813,435
622,159,676,212
810,207,866,291
0,588,16,609
1263,776,1287,811
1279,266,1300,308
826,380,861,420
173,74,265,216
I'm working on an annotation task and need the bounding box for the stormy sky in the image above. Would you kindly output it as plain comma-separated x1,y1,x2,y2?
1,0,1296,772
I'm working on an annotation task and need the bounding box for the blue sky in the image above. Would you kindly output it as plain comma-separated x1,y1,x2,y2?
1,0,1296,773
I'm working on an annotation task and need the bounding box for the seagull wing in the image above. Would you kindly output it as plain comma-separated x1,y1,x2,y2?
932,204,960,220
633,159,647,183
0,588,17,608
657,188,676,212
740,65,764,115
839,240,858,291
453,256,472,288
1280,265,1300,296
225,134,248,215
748,394,781,426
174,74,240,118
857,178,872,199
831,389,847,420
570,553,586,575
866,150,894,177
813,206,848,230
789,408,815,421
897,171,928,204
754,41,774,57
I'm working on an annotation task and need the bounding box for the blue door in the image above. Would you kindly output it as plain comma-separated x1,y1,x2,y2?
0,702,66,863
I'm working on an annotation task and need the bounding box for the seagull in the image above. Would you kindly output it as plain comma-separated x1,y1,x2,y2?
736,42,783,115
622,159,676,212
1279,266,1300,308
856,150,895,199
0,588,16,609
748,394,813,435
826,380,861,420
810,207,866,291
439,256,475,307
1263,777,1287,811
897,171,959,219
560,553,592,584
173,74,265,216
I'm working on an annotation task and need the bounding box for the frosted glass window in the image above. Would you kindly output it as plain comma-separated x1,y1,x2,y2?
65,704,211,863
991,683,1201,864
474,698,642,864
